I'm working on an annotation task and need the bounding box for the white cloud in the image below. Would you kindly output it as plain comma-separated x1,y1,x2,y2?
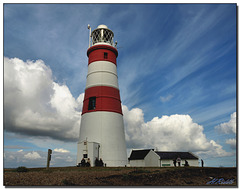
196,140,232,158
4,56,233,162
4,57,83,141
226,138,236,150
4,150,76,168
160,94,173,103
123,105,231,158
215,112,236,134
9,155,15,160
53,148,70,153
24,151,41,160
18,150,23,152
66,156,74,162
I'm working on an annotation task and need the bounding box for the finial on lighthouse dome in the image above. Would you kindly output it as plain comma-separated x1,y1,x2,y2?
91,24,114,46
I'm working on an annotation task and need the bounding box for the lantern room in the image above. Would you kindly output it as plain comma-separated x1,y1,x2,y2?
90,24,114,46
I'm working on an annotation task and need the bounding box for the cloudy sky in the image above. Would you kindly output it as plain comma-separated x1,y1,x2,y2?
3,3,237,168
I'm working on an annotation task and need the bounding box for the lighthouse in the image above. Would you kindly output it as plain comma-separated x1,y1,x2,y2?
77,24,127,167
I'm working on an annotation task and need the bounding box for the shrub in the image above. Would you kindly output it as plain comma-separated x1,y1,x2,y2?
16,166,29,172
130,168,151,174
62,179,75,186
122,174,131,181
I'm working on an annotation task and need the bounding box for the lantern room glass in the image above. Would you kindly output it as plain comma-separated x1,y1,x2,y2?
92,28,114,46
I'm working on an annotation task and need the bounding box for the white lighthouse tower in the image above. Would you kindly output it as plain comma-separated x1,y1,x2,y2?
77,24,127,167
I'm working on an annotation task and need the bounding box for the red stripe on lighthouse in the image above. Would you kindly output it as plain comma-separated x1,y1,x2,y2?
87,45,118,65
82,86,122,115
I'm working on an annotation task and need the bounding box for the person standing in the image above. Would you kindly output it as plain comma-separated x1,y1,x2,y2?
99,158,104,167
86,158,91,167
201,159,204,167
173,159,177,167
95,158,99,167
81,158,86,167
176,157,181,167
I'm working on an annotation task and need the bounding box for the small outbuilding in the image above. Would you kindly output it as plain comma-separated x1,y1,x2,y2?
128,149,199,167
128,149,159,167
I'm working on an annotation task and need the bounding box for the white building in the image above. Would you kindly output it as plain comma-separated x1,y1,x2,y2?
128,149,199,167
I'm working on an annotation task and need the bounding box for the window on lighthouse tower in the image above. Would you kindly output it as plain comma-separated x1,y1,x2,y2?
88,97,96,110
104,52,108,59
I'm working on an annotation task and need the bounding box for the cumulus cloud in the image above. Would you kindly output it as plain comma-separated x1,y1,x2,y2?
4,56,232,162
4,150,76,168
226,138,236,150
4,57,83,142
215,112,236,134
9,155,15,160
196,140,232,158
24,151,41,160
53,148,70,153
123,105,232,158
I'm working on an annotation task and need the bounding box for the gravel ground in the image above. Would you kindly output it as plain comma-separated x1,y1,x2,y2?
4,166,237,186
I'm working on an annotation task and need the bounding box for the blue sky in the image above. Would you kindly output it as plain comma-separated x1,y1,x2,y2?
3,3,237,168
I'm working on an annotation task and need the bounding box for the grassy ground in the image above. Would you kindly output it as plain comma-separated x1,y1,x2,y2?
4,166,237,186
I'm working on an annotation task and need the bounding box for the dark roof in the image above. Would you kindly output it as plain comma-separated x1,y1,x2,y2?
155,151,198,160
128,149,153,160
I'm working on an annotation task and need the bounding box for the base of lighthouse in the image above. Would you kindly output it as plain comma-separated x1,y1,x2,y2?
77,111,128,167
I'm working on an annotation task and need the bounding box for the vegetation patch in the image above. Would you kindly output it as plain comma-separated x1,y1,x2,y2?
15,166,29,173
62,179,75,186
130,168,151,174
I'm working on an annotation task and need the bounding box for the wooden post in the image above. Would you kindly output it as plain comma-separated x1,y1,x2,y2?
46,149,52,170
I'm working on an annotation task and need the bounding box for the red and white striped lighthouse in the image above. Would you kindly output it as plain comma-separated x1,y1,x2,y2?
77,24,127,167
